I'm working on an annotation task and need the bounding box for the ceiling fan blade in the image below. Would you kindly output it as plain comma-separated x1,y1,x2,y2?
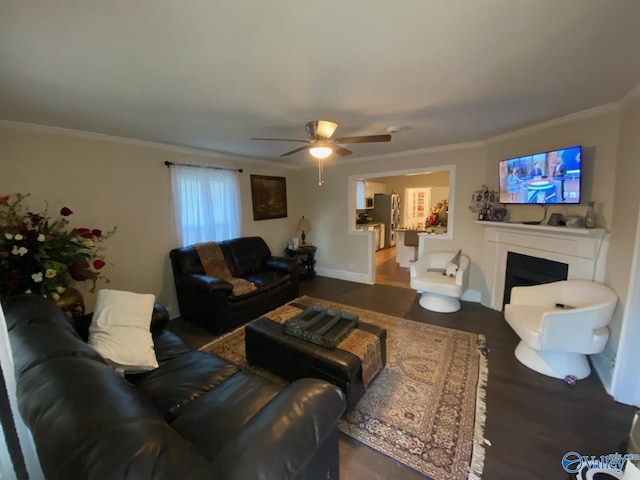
251,138,310,143
333,145,353,156
281,145,310,157
334,134,392,144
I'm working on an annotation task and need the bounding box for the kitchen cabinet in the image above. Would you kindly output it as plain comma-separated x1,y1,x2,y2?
355,180,368,209
365,181,386,197
355,180,387,209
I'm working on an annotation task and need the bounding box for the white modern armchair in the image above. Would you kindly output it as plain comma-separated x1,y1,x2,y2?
410,251,470,313
504,279,618,380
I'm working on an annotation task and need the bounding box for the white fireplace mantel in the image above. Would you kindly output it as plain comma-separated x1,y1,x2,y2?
478,221,609,310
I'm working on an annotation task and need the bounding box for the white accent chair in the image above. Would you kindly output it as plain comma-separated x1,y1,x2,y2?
504,279,618,380
410,251,470,313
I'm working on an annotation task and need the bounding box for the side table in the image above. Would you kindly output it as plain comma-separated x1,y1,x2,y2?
285,245,317,279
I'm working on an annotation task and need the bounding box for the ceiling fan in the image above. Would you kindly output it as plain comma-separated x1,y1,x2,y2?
251,120,392,159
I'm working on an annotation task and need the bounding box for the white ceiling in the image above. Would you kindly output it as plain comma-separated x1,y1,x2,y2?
2,1,640,166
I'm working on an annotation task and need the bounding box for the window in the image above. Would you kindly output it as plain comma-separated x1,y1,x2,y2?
170,165,241,246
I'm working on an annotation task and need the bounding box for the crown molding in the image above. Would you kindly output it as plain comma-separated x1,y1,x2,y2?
298,140,487,170
486,102,621,145
1,90,633,170
619,81,640,106
0,119,296,170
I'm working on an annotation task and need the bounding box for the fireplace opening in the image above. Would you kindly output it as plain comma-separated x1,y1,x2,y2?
502,252,568,308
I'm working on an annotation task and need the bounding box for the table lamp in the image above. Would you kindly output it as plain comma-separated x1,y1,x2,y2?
297,216,311,245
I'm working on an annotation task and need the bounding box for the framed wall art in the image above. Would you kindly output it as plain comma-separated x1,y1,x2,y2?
250,175,288,221
491,207,507,222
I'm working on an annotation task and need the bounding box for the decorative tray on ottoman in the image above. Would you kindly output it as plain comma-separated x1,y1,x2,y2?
284,305,359,349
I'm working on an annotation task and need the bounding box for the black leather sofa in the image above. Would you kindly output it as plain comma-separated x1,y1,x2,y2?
4,294,345,480
170,236,299,334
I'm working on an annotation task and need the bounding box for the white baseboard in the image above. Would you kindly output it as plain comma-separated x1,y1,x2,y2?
314,269,483,307
315,267,372,285
590,351,614,394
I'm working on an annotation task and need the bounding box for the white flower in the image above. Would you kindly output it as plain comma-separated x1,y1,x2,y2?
45,269,57,279
4,233,13,240
82,239,94,248
11,246,28,256
56,286,66,294
51,293,60,301
38,233,45,242
14,233,23,241
31,272,43,283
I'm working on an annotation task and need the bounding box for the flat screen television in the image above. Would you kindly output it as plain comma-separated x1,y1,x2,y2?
498,145,581,204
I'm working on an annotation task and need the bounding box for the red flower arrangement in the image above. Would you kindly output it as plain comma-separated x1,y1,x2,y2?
0,193,116,298
428,198,449,226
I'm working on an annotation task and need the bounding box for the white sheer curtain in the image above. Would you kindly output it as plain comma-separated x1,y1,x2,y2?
169,164,241,246
0,303,44,480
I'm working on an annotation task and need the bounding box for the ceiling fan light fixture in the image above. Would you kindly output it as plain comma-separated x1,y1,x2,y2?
315,120,338,139
309,145,333,159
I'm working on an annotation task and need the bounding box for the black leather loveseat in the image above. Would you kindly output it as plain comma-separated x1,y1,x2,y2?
170,236,299,334
4,294,345,480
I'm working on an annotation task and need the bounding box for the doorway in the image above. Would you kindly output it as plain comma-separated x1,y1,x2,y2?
375,246,410,288
349,165,455,286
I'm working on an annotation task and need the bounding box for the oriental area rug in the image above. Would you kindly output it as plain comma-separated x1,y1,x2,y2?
200,296,488,480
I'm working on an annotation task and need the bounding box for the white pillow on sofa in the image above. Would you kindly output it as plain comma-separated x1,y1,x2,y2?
88,289,158,374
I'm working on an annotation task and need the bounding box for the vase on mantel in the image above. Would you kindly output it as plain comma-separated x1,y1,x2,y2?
584,202,596,228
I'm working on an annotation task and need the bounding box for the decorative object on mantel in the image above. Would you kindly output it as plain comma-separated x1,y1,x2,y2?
469,185,499,220
0,193,116,300
491,207,507,222
584,201,596,228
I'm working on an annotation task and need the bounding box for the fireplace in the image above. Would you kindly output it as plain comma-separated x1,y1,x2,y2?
479,222,608,311
502,252,568,307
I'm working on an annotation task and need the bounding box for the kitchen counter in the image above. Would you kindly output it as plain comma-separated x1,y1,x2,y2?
395,228,448,267
354,222,383,231
354,222,385,251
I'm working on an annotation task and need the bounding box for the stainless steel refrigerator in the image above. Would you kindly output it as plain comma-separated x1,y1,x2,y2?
373,193,400,248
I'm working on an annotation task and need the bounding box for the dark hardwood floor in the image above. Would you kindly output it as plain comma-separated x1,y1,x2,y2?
170,276,638,480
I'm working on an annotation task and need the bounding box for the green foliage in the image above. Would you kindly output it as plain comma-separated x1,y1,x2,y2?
0,193,116,298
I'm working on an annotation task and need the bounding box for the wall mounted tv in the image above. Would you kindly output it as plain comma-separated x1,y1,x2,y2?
498,145,581,204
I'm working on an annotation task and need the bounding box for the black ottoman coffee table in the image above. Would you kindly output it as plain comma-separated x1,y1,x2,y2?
246,313,386,410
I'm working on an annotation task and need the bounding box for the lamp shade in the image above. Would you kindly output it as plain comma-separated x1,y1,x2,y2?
297,216,311,232
316,120,338,139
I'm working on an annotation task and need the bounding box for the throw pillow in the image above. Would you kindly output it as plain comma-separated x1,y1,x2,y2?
445,262,459,277
443,250,462,277
88,289,158,374
450,249,462,267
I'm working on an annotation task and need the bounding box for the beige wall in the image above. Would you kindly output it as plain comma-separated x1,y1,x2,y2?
1,106,636,370
485,110,621,226
605,96,640,361
292,146,491,292
377,171,450,194
292,110,627,337
0,127,295,313
377,171,450,216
